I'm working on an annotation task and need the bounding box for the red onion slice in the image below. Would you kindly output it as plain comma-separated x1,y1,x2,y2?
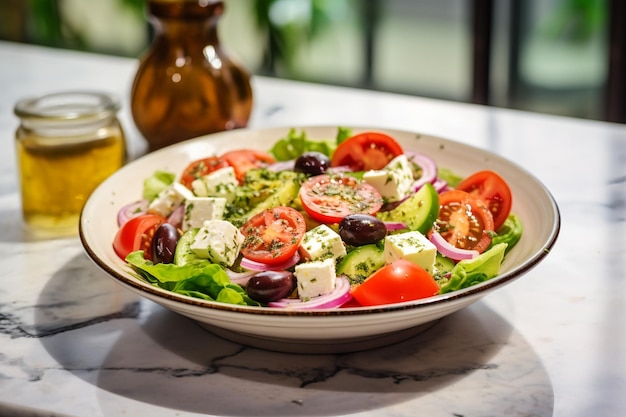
326,165,352,174
268,276,352,309
429,230,479,261
267,160,295,172
384,221,408,231
167,204,184,229
406,151,438,191
240,252,301,272
117,199,149,226
225,269,258,286
432,178,450,193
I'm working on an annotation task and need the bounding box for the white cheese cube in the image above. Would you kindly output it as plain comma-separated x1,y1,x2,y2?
182,197,227,231
148,182,194,217
386,154,415,196
190,220,244,267
383,230,437,272
363,154,414,202
363,170,400,202
191,166,238,202
294,258,337,300
299,224,347,261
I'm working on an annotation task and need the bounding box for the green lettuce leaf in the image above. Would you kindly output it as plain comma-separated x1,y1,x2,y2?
269,127,351,161
490,214,523,254
125,251,260,306
335,126,353,144
439,243,507,294
437,168,464,188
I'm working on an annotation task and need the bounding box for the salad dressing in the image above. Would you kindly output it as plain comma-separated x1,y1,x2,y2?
14,91,126,236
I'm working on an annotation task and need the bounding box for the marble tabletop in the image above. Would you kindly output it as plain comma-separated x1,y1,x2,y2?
0,41,624,417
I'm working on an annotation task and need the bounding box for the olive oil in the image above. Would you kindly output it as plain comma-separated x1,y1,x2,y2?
14,91,126,236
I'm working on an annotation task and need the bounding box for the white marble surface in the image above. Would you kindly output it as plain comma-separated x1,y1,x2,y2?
0,41,624,417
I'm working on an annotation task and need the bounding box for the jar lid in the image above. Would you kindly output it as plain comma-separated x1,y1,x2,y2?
14,91,120,123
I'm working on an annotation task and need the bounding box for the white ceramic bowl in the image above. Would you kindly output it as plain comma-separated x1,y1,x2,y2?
80,126,560,354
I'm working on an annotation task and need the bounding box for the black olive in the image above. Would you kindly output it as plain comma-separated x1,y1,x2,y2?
339,214,387,246
293,151,331,176
151,223,181,264
246,270,296,303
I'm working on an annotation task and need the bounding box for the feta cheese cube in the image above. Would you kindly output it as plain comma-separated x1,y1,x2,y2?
294,258,337,300
363,154,414,202
190,220,244,267
182,196,227,231
148,182,194,217
299,224,347,261
383,230,437,272
191,166,238,202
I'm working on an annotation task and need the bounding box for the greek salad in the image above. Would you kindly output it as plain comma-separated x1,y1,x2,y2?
113,128,523,309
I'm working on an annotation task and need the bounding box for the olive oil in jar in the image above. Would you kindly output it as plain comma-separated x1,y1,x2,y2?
14,91,126,236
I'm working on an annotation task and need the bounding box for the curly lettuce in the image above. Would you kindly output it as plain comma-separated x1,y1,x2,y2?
269,127,352,161
438,243,507,294
125,251,260,306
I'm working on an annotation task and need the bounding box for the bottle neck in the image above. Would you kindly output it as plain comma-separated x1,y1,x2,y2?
152,17,219,40
148,0,223,41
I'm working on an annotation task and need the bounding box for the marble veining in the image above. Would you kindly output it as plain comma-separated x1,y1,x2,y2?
0,41,624,417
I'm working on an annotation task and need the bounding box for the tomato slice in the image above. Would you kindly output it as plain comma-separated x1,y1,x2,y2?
455,170,512,231
331,132,404,171
113,214,167,260
434,190,494,254
221,149,276,182
240,207,306,265
299,174,383,224
179,156,229,190
351,259,439,306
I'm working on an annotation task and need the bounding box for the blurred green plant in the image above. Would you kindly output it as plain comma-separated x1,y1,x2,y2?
6,0,353,67
252,0,355,75
8,0,145,53
541,0,606,43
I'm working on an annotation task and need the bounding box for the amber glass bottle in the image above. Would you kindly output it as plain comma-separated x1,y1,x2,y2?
131,0,253,151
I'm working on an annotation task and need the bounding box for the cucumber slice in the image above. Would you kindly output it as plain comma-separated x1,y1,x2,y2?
434,253,455,274
246,178,300,219
174,228,202,266
336,244,385,284
377,182,439,234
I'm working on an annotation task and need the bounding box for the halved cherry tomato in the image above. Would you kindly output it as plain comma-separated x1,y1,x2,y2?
179,156,229,190
221,149,276,182
240,207,306,265
113,214,167,261
351,259,439,306
299,174,383,224
331,132,404,171
434,190,494,254
455,170,513,231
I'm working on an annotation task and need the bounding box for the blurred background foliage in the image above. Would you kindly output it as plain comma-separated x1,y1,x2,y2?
0,0,610,121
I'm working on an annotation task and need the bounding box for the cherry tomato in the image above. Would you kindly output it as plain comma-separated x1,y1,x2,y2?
351,259,439,306
339,297,363,308
331,132,404,171
113,214,167,261
221,149,276,182
434,190,494,254
240,207,306,265
179,156,229,190
299,174,383,224
455,170,513,231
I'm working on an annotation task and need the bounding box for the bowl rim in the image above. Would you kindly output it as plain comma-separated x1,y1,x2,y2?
79,125,561,317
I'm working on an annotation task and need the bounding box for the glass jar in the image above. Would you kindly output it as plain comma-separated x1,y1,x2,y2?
131,0,253,152
14,91,127,237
